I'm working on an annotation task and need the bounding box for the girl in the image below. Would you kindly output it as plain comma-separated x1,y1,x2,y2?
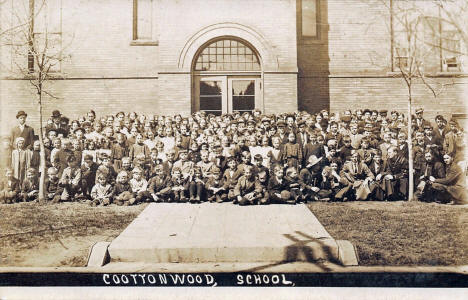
11,137,32,186
282,132,303,170
90,174,113,206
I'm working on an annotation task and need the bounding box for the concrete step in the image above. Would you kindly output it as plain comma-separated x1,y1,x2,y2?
107,203,358,266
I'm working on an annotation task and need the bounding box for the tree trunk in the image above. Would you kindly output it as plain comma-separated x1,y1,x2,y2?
407,89,414,201
38,92,46,202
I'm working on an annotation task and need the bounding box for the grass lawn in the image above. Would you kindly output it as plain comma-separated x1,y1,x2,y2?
1,201,467,267
0,202,145,267
309,201,468,266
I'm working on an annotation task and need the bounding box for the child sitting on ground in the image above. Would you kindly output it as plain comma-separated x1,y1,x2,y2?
113,171,135,206
45,167,62,203
188,166,205,203
129,166,151,203
205,167,227,203
234,165,258,206
0,168,20,203
90,173,113,206
169,167,188,202
20,168,39,202
148,164,171,202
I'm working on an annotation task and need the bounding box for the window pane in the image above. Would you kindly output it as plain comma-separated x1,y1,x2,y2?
233,96,255,111
137,0,152,40
302,0,317,37
200,81,222,95
194,39,261,71
232,80,255,96
200,96,222,111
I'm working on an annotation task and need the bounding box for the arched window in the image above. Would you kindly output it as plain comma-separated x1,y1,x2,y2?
194,38,261,71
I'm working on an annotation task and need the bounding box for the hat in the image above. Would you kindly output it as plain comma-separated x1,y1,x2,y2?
340,116,351,123
297,120,306,127
423,124,432,130
363,109,371,115
51,110,61,118
73,127,85,134
16,111,27,119
416,108,424,114
277,120,286,127
237,118,245,124
253,154,263,160
307,155,323,167
247,120,255,126
178,149,188,154
379,110,388,114
261,117,270,123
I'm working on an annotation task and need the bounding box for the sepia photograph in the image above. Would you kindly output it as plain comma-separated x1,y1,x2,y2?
0,0,467,295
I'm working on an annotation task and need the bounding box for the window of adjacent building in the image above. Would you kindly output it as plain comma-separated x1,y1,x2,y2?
29,0,62,73
133,0,154,41
300,0,319,38
194,39,261,71
441,27,462,72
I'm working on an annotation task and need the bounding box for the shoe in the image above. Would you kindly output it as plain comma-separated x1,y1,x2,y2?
216,195,223,203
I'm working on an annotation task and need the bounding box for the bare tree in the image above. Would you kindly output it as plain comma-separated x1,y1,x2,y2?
1,0,72,201
366,0,467,201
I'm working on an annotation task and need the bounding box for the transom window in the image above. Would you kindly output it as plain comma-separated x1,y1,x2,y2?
194,39,261,71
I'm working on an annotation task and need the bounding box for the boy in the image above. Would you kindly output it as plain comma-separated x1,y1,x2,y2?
45,167,63,203
254,170,270,205
169,167,188,202
188,167,205,203
234,165,258,206
129,166,151,203
252,154,268,178
59,155,82,201
20,168,39,202
81,154,99,199
0,168,20,203
90,174,113,206
205,167,227,203
268,164,295,204
196,150,215,179
172,150,194,180
113,171,136,206
223,157,242,202
111,132,129,171
148,164,171,202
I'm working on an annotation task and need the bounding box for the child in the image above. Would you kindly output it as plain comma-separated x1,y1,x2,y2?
20,168,39,202
173,150,194,180
205,167,227,203
267,136,283,175
237,150,252,174
196,150,215,179
30,140,41,173
129,133,150,163
117,156,133,178
169,167,188,202
133,153,150,180
0,168,20,203
254,170,270,205
59,155,82,201
45,167,63,203
11,137,32,186
111,133,129,171
71,139,83,165
98,154,118,185
282,132,303,170
223,157,242,202
90,174,113,206
188,166,205,203
129,166,151,203
284,167,304,203
148,164,171,202
318,164,341,201
252,154,268,178
81,154,99,199
234,165,258,206
113,171,136,206
82,139,98,164
268,164,295,204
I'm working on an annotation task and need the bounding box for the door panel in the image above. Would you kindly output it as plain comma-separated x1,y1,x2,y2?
195,76,260,115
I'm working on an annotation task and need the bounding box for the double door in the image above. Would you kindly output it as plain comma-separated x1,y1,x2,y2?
194,76,261,115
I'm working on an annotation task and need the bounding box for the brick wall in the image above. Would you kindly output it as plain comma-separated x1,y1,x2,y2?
0,79,159,135
264,73,298,114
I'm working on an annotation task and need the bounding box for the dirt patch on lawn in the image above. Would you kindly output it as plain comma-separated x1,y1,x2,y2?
0,202,145,267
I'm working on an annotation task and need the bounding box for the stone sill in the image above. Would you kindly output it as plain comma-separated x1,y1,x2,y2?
130,40,159,46
386,71,468,78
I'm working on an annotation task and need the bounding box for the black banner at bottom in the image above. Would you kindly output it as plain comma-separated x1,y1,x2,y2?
1,272,468,287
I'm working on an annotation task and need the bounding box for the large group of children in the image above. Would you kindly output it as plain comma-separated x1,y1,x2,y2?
1,107,467,206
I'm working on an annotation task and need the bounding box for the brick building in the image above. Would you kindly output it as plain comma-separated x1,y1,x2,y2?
1,0,466,133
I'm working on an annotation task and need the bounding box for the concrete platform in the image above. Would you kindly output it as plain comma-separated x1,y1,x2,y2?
107,203,357,266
